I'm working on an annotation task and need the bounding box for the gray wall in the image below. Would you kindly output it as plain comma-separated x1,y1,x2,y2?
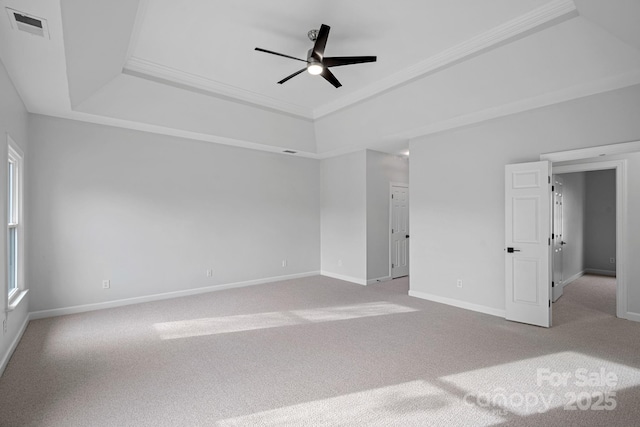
366,150,409,281
559,172,586,281
0,58,29,370
409,84,640,315
319,150,409,284
27,115,320,312
584,169,617,273
557,169,619,281
320,151,367,284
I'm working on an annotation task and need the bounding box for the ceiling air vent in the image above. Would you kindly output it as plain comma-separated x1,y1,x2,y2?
6,8,50,39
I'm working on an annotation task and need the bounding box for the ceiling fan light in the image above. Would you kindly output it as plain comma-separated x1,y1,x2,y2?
307,63,323,75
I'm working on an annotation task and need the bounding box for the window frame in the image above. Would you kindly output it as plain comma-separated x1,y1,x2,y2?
7,136,24,307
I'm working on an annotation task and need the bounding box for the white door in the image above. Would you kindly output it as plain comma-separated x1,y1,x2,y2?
505,161,552,327
552,175,564,302
391,184,409,278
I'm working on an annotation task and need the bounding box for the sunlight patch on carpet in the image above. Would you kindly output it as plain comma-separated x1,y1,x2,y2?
440,351,640,416
153,302,417,339
215,380,505,427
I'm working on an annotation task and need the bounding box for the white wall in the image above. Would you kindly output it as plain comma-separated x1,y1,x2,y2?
558,172,586,281
584,169,617,273
320,151,367,284
27,115,320,312
409,84,640,315
366,150,409,281
0,58,29,372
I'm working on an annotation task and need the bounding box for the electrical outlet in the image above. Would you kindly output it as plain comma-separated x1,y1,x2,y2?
610,258,616,264
338,259,343,267
457,279,463,288
281,260,287,268
102,280,110,289
206,269,213,277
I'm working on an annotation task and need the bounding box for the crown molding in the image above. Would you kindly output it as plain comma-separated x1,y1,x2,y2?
43,68,637,162
396,69,640,141
37,109,320,159
124,56,314,120
316,69,640,158
312,0,578,119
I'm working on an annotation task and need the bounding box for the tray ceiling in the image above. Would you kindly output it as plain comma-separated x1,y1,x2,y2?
0,0,639,157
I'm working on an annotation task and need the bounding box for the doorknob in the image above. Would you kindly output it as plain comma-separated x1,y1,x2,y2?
507,247,521,253
406,234,410,238
561,241,566,245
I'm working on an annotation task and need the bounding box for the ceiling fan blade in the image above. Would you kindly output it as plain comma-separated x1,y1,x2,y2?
277,68,307,84
255,47,307,63
323,56,377,67
312,24,330,60
321,68,342,88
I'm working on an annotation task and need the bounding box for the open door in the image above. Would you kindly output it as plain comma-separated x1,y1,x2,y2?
552,175,564,302
505,161,552,327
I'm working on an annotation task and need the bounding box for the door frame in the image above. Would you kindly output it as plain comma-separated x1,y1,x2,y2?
389,182,409,279
550,160,626,319
541,141,632,320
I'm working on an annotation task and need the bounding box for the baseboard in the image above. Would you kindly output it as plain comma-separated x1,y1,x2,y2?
625,312,640,323
561,271,585,288
320,271,367,286
408,290,506,318
367,276,392,285
29,271,320,320
584,269,616,277
0,315,30,377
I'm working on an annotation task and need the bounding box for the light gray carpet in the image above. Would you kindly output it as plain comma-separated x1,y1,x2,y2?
1,274,639,426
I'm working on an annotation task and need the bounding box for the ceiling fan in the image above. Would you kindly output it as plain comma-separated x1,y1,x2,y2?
255,24,377,88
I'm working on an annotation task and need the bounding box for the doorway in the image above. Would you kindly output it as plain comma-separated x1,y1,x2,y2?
552,169,617,313
504,143,634,328
551,161,626,319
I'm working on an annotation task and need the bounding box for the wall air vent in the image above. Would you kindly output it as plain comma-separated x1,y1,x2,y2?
6,8,50,39
283,150,297,154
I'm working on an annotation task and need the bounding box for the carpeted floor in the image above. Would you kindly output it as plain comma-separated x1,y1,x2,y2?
1,274,639,426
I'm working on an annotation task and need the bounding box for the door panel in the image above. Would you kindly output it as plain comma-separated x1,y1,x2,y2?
505,161,552,327
512,258,540,304
513,197,540,243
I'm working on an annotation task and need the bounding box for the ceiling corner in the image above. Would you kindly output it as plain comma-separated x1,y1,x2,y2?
61,0,140,108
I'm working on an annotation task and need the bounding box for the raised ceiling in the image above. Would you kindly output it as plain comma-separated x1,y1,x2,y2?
1,0,639,157
126,0,551,117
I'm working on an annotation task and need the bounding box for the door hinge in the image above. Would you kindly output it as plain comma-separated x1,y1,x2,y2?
548,176,551,184
552,233,555,239
392,263,395,268
552,281,555,288
548,238,551,245
391,194,394,199
552,185,555,191
549,300,551,307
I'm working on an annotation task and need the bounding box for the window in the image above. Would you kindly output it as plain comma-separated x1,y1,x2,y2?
7,138,24,304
